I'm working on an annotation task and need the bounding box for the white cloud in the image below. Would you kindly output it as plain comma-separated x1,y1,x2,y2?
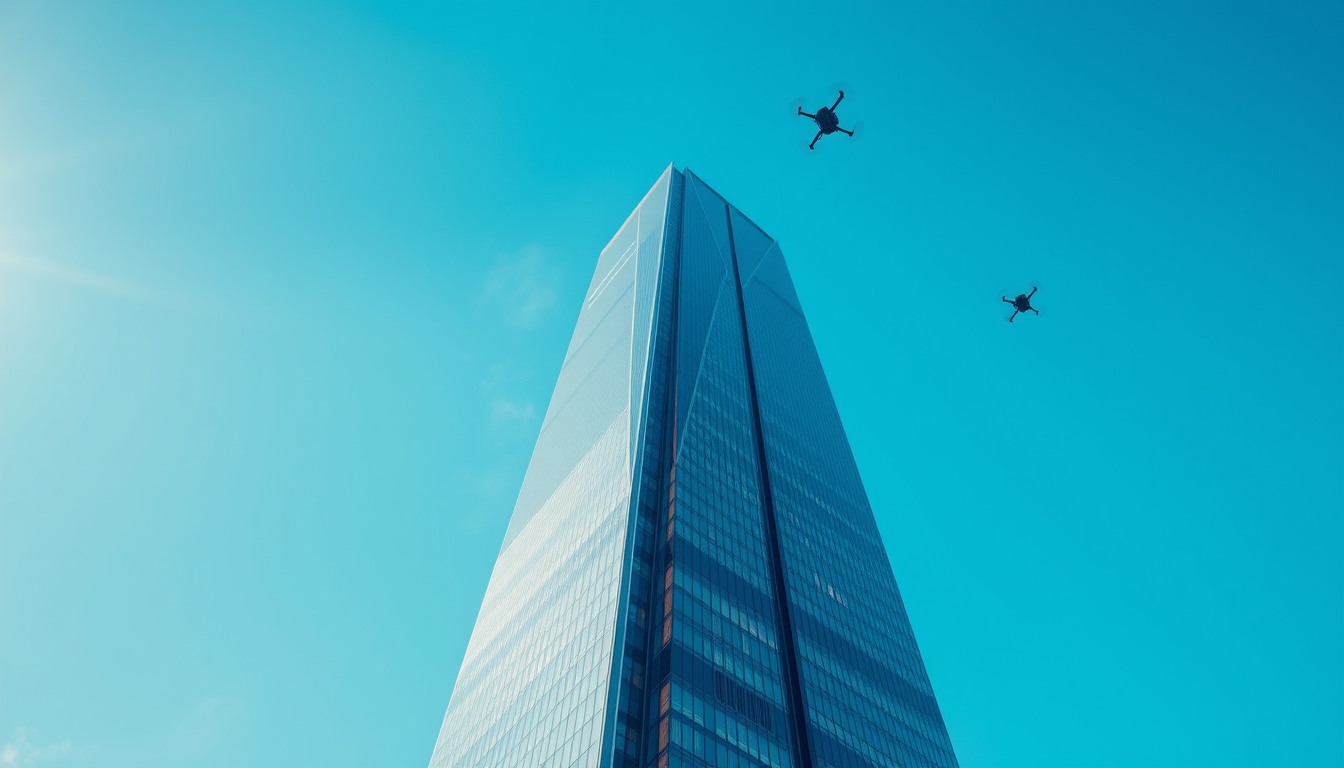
1,728,72,766
480,363,538,434
480,245,559,327
489,395,536,426
167,697,240,762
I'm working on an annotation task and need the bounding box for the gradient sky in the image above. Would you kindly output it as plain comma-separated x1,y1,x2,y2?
1,2,1340,767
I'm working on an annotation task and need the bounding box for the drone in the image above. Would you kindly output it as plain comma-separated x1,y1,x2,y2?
1002,287,1039,322
798,91,855,149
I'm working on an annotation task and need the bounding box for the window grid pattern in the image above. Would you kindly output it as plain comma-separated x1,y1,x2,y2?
430,414,630,768
609,169,684,768
645,175,796,768
429,169,674,768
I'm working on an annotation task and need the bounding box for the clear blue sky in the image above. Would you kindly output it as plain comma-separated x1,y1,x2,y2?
1,2,1340,766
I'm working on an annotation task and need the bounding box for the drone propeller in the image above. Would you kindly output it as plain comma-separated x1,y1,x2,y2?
829,79,854,97
827,82,863,144
788,96,821,152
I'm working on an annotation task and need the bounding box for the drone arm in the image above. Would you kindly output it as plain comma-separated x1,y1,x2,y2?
830,91,845,110
1028,286,1037,298
837,126,854,136
1001,296,1012,304
798,110,817,119
1008,311,1018,322
809,130,823,149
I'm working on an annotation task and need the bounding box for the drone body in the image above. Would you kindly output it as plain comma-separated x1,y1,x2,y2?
798,91,855,149
1002,287,1039,322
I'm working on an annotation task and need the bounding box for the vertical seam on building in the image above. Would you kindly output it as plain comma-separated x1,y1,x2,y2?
723,196,814,768
600,169,683,768
640,169,685,767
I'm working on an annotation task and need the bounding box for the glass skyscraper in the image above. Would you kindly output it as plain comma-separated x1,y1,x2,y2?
429,167,958,768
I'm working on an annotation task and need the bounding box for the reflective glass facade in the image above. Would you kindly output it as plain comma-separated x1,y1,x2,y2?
430,167,957,768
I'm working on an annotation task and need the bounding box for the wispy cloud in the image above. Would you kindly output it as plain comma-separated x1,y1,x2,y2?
480,245,558,328
489,395,536,426
1,728,71,766
481,363,539,433
0,251,182,309
167,697,240,761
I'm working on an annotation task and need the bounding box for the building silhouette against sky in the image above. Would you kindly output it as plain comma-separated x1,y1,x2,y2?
429,167,958,768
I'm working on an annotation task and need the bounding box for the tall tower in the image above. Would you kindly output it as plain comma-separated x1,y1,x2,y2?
429,168,958,768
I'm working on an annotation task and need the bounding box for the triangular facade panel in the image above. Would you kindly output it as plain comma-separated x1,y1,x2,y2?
674,178,729,446
728,207,775,283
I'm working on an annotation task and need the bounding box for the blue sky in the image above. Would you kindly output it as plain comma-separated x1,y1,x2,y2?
0,2,1340,766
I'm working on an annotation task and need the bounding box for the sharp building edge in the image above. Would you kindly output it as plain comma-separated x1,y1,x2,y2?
429,167,958,768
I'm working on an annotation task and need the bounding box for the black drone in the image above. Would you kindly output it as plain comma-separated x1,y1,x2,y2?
1002,287,1039,322
798,91,855,149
